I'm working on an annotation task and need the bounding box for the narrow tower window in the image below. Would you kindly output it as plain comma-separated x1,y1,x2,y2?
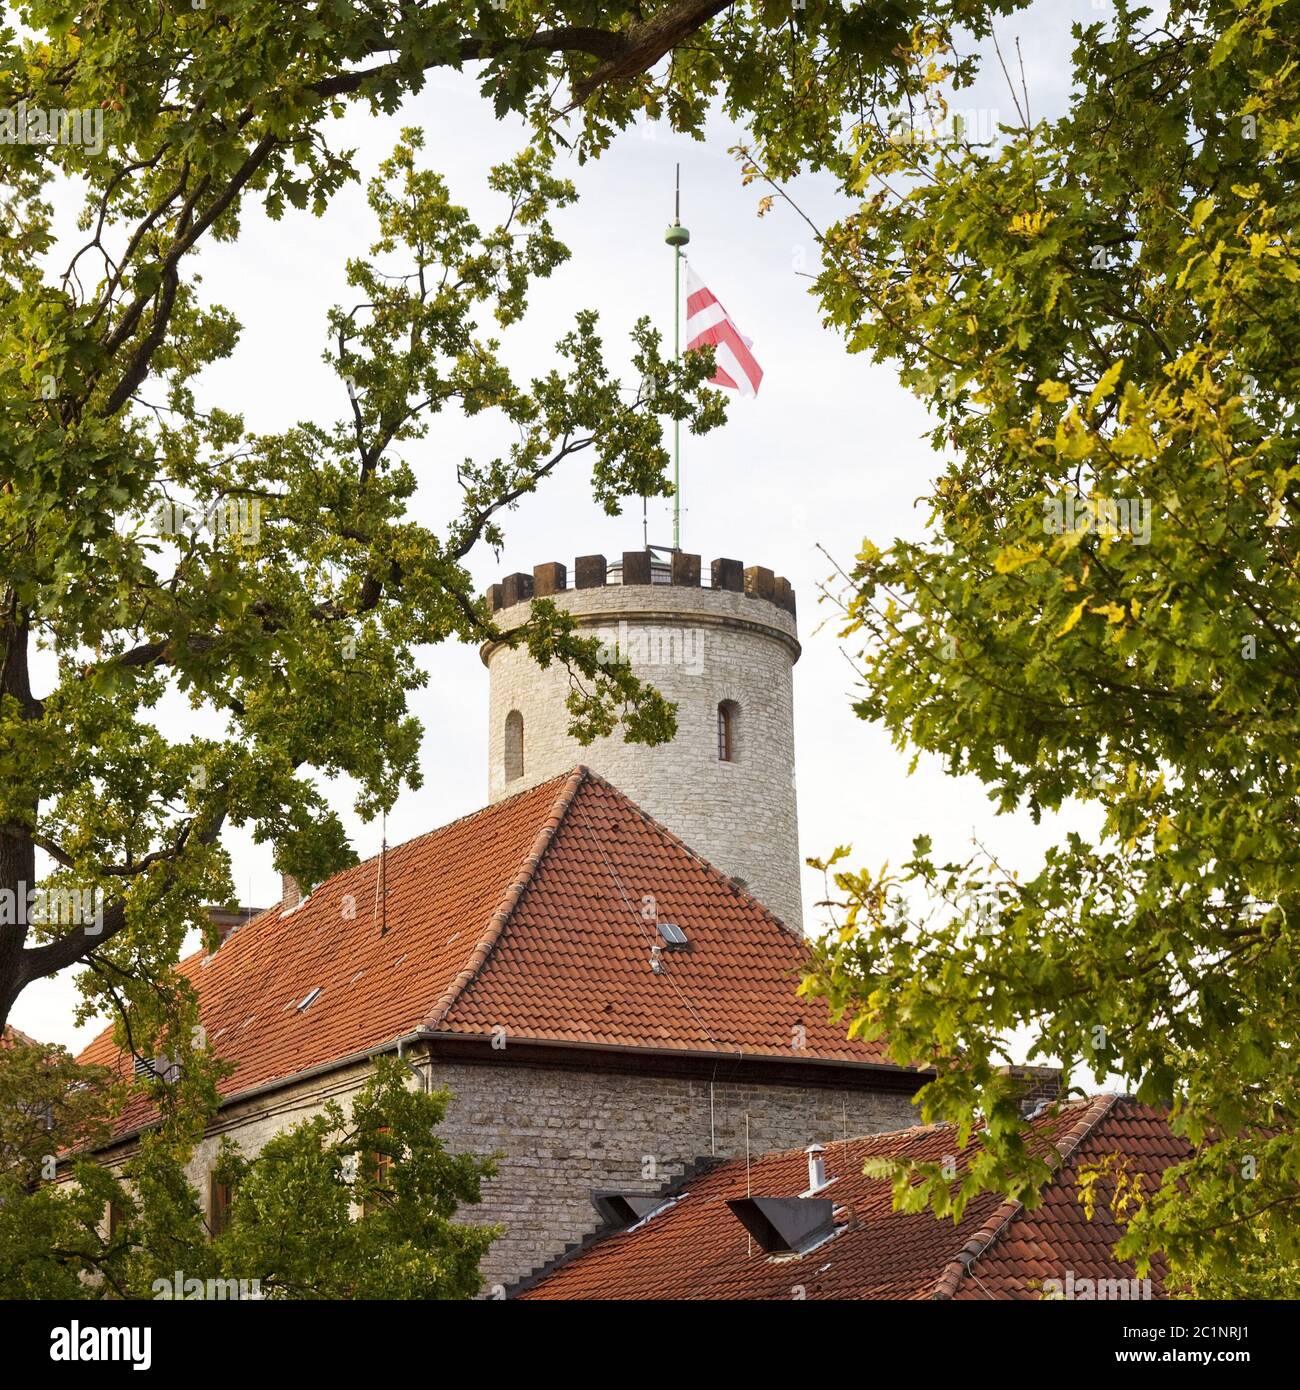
209,1174,233,1237
717,701,739,762
504,709,525,782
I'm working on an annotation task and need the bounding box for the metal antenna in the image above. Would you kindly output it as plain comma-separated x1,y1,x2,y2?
746,1111,752,1195
665,164,690,551
745,1111,752,1257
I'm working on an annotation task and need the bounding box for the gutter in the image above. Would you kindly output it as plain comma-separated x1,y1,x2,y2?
418,1030,926,1080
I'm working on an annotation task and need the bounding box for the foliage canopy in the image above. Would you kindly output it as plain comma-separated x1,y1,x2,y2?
798,0,1300,1294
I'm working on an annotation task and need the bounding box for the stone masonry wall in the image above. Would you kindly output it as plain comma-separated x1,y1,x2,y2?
484,575,804,932
105,1051,918,1296
427,1056,919,1294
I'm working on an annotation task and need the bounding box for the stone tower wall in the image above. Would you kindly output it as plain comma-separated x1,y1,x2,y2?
483,552,803,932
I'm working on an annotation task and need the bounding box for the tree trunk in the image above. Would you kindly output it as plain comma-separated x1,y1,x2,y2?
0,607,38,1035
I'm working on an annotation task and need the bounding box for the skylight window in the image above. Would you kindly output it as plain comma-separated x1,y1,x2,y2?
296,987,323,1012
656,921,688,948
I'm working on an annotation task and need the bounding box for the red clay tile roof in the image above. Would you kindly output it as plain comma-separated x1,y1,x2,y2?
947,1096,1187,1300
516,1097,1189,1300
78,768,905,1133
1,1025,39,1049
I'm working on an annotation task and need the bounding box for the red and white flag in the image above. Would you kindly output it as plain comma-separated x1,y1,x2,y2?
685,265,763,397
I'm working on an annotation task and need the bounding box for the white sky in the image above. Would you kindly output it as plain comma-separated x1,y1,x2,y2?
14,2,1115,1051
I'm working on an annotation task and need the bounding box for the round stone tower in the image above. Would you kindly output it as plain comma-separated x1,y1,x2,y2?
482,550,803,933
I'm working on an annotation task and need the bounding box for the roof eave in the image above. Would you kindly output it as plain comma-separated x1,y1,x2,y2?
79,1026,435,1157
421,1029,926,1082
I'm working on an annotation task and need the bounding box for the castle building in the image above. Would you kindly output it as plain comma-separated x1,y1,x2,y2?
78,549,926,1292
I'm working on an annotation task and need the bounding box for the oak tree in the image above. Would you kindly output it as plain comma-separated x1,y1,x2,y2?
0,0,1024,1037
797,0,1300,1293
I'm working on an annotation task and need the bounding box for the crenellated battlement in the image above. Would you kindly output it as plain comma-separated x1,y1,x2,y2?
487,551,796,621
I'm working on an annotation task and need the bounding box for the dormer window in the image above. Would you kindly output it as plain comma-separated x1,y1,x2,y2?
726,1195,835,1256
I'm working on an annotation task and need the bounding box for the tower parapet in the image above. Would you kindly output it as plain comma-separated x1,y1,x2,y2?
482,550,803,933
487,549,797,622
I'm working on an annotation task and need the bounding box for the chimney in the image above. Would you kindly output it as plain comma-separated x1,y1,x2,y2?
805,1143,827,1193
281,872,301,909
204,904,264,947
998,1064,1065,1117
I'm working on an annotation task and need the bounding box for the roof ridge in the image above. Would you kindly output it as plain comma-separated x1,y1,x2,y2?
695,1098,1103,1172
338,767,581,879
930,1092,1122,1301
164,773,584,982
422,767,589,1030
174,771,585,974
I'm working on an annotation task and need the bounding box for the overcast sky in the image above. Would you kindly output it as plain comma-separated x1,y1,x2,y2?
15,2,1119,1050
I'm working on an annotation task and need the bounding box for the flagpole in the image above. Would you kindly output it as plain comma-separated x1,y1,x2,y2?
665,164,690,551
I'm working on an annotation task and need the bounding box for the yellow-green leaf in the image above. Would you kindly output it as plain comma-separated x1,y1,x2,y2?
994,544,1044,574
1088,360,1124,411
1055,599,1088,637
1090,601,1127,624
